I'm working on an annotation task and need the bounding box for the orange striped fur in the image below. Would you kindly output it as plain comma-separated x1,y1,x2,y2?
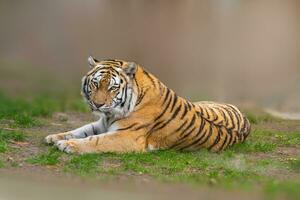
45,57,251,154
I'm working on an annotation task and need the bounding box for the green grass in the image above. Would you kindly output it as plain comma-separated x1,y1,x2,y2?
62,150,265,186
0,129,26,153
27,147,62,166
249,128,300,147
289,158,300,172
0,158,4,168
0,91,300,199
60,148,300,199
229,140,276,153
245,111,278,125
65,154,102,176
265,181,300,200
0,92,88,127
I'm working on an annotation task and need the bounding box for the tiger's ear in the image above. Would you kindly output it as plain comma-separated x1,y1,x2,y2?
123,62,137,77
87,56,99,68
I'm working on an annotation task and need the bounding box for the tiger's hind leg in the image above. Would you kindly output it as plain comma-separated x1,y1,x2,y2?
55,130,146,154
45,119,107,144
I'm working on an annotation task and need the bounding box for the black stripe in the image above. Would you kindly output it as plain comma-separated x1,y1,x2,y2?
134,123,151,131
187,128,208,150
195,123,213,147
170,114,197,148
179,114,196,137
134,76,140,100
117,123,138,131
83,132,88,137
173,127,196,150
226,108,236,130
208,128,222,151
135,89,145,106
149,121,164,132
135,88,149,106
173,127,197,150
181,102,189,119
226,129,234,147
175,120,188,132
151,104,182,132
178,117,206,150
98,66,120,75
204,107,212,120
162,88,171,105
91,124,97,135
216,107,228,126
170,94,178,113
153,91,174,121
187,102,192,111
143,70,157,88
227,105,241,130
198,105,203,115
102,60,123,66
218,131,228,151
95,137,100,145
127,91,133,111
209,107,218,122
120,85,128,107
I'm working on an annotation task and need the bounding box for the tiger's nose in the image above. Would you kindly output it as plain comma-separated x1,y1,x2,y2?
94,103,104,108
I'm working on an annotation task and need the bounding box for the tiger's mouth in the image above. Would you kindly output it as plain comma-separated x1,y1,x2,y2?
90,102,111,112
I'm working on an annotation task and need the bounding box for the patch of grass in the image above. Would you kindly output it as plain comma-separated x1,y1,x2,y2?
67,99,89,112
245,112,278,125
61,149,300,199
0,141,8,153
289,158,300,172
0,91,88,127
230,141,276,153
264,181,300,200
13,114,37,128
251,128,300,147
0,129,26,141
27,148,62,166
63,150,266,188
0,129,26,153
275,131,300,146
0,159,4,168
64,154,102,176
226,128,278,153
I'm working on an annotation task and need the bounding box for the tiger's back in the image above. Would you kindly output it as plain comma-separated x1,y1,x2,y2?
132,69,251,152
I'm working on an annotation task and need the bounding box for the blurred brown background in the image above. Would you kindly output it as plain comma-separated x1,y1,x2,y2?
0,0,299,111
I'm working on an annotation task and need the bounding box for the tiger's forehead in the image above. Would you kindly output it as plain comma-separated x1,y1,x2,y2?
99,59,124,66
86,66,123,87
87,64,123,76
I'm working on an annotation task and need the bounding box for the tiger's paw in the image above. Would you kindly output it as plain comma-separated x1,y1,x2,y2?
44,134,65,144
55,140,79,154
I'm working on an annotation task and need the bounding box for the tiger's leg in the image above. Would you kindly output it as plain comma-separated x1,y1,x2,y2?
45,118,107,144
55,130,146,154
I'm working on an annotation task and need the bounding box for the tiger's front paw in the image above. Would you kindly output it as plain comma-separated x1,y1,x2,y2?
55,140,79,154
44,134,65,144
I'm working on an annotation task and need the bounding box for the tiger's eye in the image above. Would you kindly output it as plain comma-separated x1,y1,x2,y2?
110,86,118,91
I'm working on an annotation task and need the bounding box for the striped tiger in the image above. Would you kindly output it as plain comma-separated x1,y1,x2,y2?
45,56,251,154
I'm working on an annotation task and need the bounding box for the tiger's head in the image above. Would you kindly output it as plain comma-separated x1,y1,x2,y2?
81,56,138,117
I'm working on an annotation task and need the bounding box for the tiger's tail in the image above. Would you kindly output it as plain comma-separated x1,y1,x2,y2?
238,115,251,142
240,116,251,141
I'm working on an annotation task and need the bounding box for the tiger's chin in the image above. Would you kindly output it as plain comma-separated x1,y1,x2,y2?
92,106,129,119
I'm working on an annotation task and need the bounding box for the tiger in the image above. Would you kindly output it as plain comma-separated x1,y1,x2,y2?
45,56,251,154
